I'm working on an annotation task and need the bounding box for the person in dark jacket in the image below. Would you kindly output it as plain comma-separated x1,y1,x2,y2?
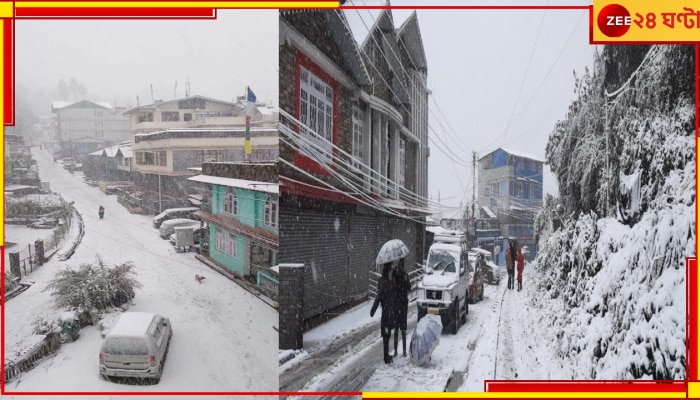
393,258,410,357
505,242,514,290
98,206,105,220
371,262,396,364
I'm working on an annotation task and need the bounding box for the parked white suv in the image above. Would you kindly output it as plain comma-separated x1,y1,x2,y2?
99,312,172,383
417,232,469,334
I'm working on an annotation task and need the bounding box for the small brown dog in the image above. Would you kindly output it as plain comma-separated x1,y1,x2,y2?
195,274,206,283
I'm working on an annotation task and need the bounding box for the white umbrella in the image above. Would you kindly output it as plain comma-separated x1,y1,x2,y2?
410,314,442,366
375,239,410,265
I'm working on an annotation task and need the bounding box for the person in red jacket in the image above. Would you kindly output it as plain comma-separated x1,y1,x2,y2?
516,248,525,291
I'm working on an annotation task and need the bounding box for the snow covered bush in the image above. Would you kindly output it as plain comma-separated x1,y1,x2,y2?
534,45,693,380
45,255,142,311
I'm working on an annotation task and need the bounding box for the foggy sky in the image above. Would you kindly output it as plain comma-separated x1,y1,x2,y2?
16,10,279,114
347,1,596,213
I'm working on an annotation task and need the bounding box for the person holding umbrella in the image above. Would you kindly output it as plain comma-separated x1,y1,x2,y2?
371,262,396,364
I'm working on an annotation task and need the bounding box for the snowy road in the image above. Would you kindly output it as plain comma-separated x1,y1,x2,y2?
3,147,278,397
281,272,572,395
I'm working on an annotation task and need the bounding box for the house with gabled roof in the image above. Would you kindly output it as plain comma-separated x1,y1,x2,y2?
279,8,430,345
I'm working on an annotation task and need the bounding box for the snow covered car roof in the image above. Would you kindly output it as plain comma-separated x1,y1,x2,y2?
108,312,159,337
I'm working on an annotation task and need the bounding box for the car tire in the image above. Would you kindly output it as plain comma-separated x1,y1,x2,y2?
451,300,460,334
460,298,467,324
488,271,494,284
479,283,484,301
417,307,426,322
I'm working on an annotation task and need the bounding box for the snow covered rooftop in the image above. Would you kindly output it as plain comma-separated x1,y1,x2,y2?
480,147,545,163
51,100,113,111
188,174,279,195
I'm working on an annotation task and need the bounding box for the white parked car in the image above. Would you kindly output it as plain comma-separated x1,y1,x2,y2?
471,247,501,285
152,207,200,228
99,312,172,383
158,218,200,239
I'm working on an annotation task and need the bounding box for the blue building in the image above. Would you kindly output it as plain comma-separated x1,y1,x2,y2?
477,148,543,260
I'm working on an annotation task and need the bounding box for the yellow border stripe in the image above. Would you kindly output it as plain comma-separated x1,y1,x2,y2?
689,382,700,398
15,1,338,8
0,2,12,17
364,392,686,399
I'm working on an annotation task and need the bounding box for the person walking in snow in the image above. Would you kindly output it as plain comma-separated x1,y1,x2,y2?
371,262,396,364
516,248,525,291
505,241,514,290
494,242,501,266
98,205,105,220
393,258,410,357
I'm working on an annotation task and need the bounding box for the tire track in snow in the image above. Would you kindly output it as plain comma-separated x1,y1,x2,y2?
497,290,518,379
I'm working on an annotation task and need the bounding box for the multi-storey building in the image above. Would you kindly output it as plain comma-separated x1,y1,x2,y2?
189,162,278,297
279,9,430,340
477,147,544,256
122,95,279,213
51,100,130,158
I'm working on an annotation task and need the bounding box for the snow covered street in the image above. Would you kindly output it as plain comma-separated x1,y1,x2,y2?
3,147,278,397
280,270,571,395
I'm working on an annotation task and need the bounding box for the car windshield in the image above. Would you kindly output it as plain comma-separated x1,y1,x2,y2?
427,250,457,274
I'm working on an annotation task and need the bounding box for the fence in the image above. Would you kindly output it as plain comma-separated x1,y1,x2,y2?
368,263,424,301
8,207,72,279
4,331,61,383
257,269,279,302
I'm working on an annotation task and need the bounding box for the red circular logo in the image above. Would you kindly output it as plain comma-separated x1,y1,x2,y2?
597,4,631,37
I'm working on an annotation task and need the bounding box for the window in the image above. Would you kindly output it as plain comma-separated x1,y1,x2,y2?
515,181,524,197
352,105,363,169
195,150,225,163
215,229,237,258
224,188,237,215
299,66,333,161
195,111,220,120
161,112,179,122
184,113,192,121
137,112,153,123
264,195,278,228
135,151,155,165
157,151,167,166
94,110,103,117
529,183,536,198
398,138,406,187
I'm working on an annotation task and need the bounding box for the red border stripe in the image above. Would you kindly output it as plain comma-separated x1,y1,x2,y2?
486,382,687,393
15,7,217,18
4,18,13,126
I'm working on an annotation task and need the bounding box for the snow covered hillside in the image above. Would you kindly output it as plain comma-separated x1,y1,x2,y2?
536,45,694,380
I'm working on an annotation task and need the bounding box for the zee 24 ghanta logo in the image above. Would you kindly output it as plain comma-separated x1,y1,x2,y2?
595,2,700,41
